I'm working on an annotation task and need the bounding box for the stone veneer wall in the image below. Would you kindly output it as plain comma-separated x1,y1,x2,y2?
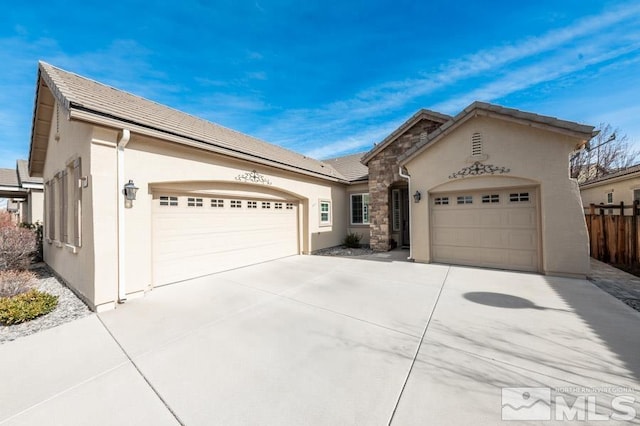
367,119,442,251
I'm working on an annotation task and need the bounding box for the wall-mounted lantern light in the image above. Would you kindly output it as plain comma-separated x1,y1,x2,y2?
123,180,139,208
413,190,422,203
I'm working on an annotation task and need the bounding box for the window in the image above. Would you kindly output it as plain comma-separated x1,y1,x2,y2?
230,200,242,208
607,192,613,204
471,132,482,156
211,199,224,208
187,197,203,207
275,202,283,209
634,190,640,202
286,203,294,210
262,202,271,209
320,200,331,225
247,201,257,209
509,192,530,202
160,196,178,206
434,197,449,205
392,190,401,232
481,194,500,204
457,195,473,205
350,193,370,225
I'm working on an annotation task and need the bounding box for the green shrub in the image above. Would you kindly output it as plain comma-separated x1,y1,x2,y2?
0,290,58,325
343,232,362,248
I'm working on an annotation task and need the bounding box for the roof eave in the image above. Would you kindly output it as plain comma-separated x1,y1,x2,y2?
361,109,450,165
399,104,596,166
69,108,349,184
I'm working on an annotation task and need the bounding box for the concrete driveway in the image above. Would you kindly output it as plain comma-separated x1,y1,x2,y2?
1,255,639,425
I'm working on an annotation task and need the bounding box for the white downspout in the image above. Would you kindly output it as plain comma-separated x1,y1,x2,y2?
398,166,414,261
117,129,131,303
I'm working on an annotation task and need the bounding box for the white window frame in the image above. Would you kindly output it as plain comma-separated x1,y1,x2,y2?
286,203,294,210
509,192,530,203
350,193,370,225
211,199,224,208
607,192,613,204
319,199,332,226
457,195,473,205
160,196,179,206
434,197,449,206
247,201,257,209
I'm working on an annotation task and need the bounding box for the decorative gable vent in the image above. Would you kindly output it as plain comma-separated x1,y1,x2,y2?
419,132,428,143
471,133,482,156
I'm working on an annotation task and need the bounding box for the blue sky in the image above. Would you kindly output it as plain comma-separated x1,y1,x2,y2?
1,0,640,169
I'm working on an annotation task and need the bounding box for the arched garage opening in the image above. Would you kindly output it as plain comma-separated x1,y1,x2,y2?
149,181,306,286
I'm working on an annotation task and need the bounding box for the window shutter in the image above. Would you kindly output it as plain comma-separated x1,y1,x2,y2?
73,158,82,247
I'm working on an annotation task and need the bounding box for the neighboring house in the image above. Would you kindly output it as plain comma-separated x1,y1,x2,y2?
16,159,44,224
27,62,595,311
580,164,640,212
0,161,44,224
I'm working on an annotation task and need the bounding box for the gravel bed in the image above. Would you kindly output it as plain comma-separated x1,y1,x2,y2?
622,298,640,312
313,246,375,257
0,265,92,344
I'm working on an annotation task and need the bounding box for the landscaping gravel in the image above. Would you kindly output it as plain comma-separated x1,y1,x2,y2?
313,246,375,257
0,264,91,344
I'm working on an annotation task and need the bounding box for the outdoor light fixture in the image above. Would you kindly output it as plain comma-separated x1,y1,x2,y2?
123,180,139,208
413,190,422,203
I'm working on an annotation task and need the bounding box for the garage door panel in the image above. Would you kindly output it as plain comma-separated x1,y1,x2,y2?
431,188,539,272
153,195,298,285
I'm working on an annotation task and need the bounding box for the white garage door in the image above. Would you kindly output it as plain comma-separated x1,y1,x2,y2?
430,188,539,272
152,194,298,285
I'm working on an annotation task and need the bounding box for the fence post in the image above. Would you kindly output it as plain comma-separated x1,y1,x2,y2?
634,200,640,264
590,203,596,215
599,206,608,262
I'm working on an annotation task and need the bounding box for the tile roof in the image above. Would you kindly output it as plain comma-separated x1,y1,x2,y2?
37,62,347,182
399,101,597,164
16,159,43,185
0,168,19,187
361,109,451,165
323,152,369,182
580,164,640,187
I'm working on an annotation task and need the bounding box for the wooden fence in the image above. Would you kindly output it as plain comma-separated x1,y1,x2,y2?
584,201,640,265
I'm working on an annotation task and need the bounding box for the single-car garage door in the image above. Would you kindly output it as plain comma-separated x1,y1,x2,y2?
430,187,539,272
152,194,299,285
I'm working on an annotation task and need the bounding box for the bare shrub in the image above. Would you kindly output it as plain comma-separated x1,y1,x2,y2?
0,225,37,270
0,211,13,228
0,270,37,298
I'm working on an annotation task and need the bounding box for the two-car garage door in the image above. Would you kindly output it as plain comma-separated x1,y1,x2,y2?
430,187,539,272
152,194,298,286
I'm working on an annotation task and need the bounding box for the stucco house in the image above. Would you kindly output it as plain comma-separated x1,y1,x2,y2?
580,165,640,211
0,160,43,224
27,62,595,311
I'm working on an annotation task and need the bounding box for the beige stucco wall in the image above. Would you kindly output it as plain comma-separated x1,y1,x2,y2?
580,175,640,211
27,189,44,224
83,129,349,307
405,116,589,277
42,103,95,306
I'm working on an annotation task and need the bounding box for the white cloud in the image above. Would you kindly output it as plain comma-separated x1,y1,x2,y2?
254,2,640,158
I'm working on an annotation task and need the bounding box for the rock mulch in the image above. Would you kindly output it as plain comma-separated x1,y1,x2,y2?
0,264,92,344
588,258,640,313
313,246,374,257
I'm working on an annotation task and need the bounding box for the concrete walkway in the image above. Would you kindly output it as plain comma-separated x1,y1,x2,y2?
1,256,639,425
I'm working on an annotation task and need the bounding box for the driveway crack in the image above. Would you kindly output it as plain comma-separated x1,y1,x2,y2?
387,265,451,426
96,315,186,426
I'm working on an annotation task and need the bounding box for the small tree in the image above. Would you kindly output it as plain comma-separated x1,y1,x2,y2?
571,124,639,182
